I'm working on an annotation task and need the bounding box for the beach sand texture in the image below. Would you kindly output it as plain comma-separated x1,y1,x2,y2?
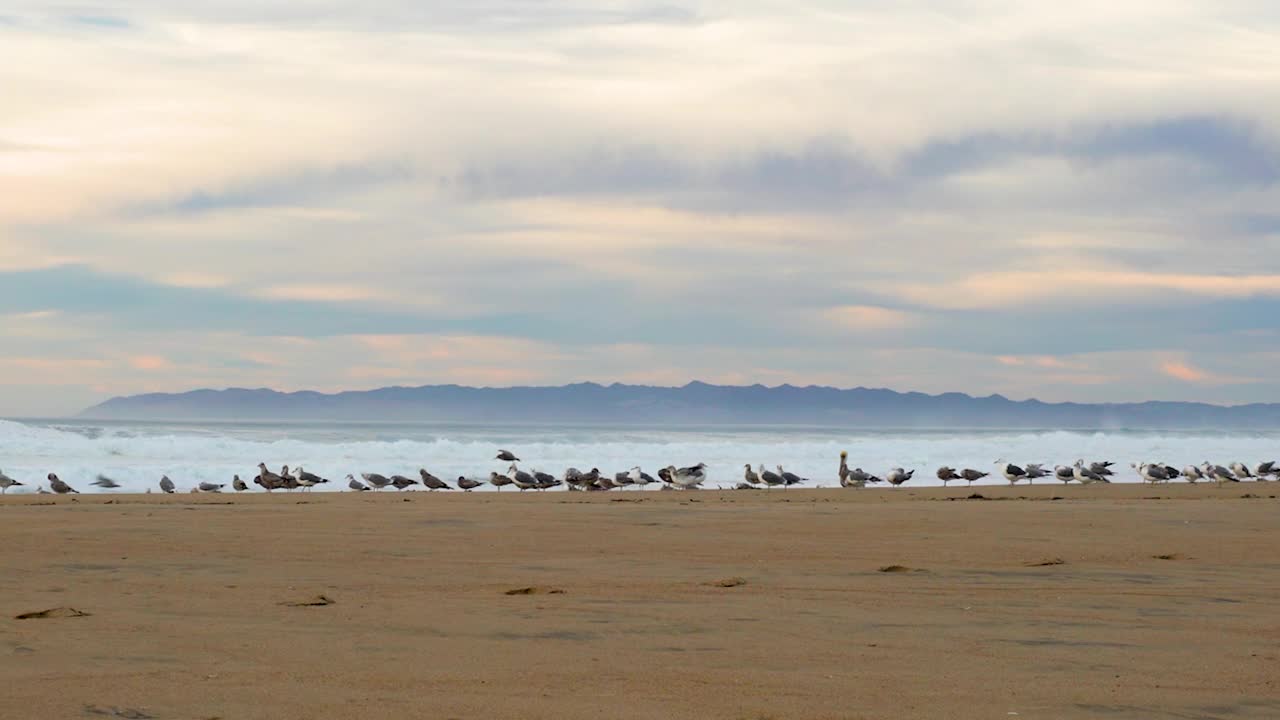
2,485,1279,719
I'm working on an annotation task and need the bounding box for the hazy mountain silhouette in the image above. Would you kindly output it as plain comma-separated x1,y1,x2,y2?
78,381,1280,428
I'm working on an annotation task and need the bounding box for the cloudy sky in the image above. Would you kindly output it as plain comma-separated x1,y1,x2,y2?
3,1,1280,416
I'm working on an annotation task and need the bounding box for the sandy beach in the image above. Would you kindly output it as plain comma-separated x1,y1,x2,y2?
2,484,1278,719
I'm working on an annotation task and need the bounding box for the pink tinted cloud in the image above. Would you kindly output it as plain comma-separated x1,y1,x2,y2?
128,354,171,371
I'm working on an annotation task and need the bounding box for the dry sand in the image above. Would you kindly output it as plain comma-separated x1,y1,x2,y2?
2,484,1279,719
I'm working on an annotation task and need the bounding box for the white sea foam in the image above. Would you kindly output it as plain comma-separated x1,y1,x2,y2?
1,419,1277,493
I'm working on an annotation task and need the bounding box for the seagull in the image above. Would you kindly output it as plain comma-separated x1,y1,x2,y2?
1253,461,1276,480
1072,461,1110,485
509,464,539,491
91,474,121,489
734,483,759,490
495,450,520,462
995,460,1028,485
886,468,914,488
361,473,393,491
532,470,560,490
1202,463,1238,486
743,464,763,486
1025,464,1052,481
1181,465,1204,484
390,475,419,491
48,473,78,494
0,469,24,494
960,468,989,486
936,467,962,486
668,463,707,489
1087,461,1116,478
419,469,454,491
37,485,52,495
489,471,514,491
159,475,176,494
457,476,484,491
198,482,225,493
1053,465,1075,484
1132,463,1166,484
232,475,249,492
346,475,370,491
1229,462,1254,480
776,465,807,488
293,467,329,491
758,464,784,489
628,467,657,490
256,463,287,491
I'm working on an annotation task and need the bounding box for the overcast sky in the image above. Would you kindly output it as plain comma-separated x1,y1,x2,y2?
3,1,1280,416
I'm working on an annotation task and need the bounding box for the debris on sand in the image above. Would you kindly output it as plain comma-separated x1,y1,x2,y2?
1024,558,1066,567
1153,553,1184,560
878,565,920,573
15,607,91,620
278,595,335,607
505,586,566,595
706,577,747,588
84,705,155,719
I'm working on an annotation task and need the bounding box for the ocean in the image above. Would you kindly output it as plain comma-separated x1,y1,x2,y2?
1,417,1277,493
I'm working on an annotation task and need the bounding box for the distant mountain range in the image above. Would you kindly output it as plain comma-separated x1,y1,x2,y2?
78,382,1280,428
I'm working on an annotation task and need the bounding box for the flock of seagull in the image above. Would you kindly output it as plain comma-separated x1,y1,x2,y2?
2,451,1276,495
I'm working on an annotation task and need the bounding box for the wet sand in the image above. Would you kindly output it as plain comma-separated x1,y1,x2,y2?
2,484,1279,719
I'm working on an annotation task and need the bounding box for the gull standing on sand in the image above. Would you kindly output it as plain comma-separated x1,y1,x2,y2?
390,475,420,491
159,475,176,494
294,467,329,491
1229,462,1254,480
532,470,559,490
495,450,520,462
1054,465,1074,484
489,471,513,491
509,465,539,491
198,482,225,493
1025,464,1052,482
886,468,914,488
936,467,961,486
361,473,393,491
1072,461,1110,485
1181,465,1204,483
776,465,807,488
1132,463,1166,484
346,475,370,491
757,465,784,489
960,468,988,486
419,469,454,491
233,475,249,492
628,467,657,490
48,473,78,494
457,476,483,491
666,463,708,489
1202,463,1238,487
996,460,1028,485
257,463,286,491
0,470,24,494
1253,461,1276,480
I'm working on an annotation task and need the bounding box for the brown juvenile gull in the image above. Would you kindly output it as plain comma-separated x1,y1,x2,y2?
0,469,25,494
457,476,484,491
390,475,419,491
232,475,249,492
48,473,78,494
495,450,520,462
159,475,176,494
936,467,961,486
256,463,287,491
488,471,514,491
418,469,453,491
744,464,763,486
